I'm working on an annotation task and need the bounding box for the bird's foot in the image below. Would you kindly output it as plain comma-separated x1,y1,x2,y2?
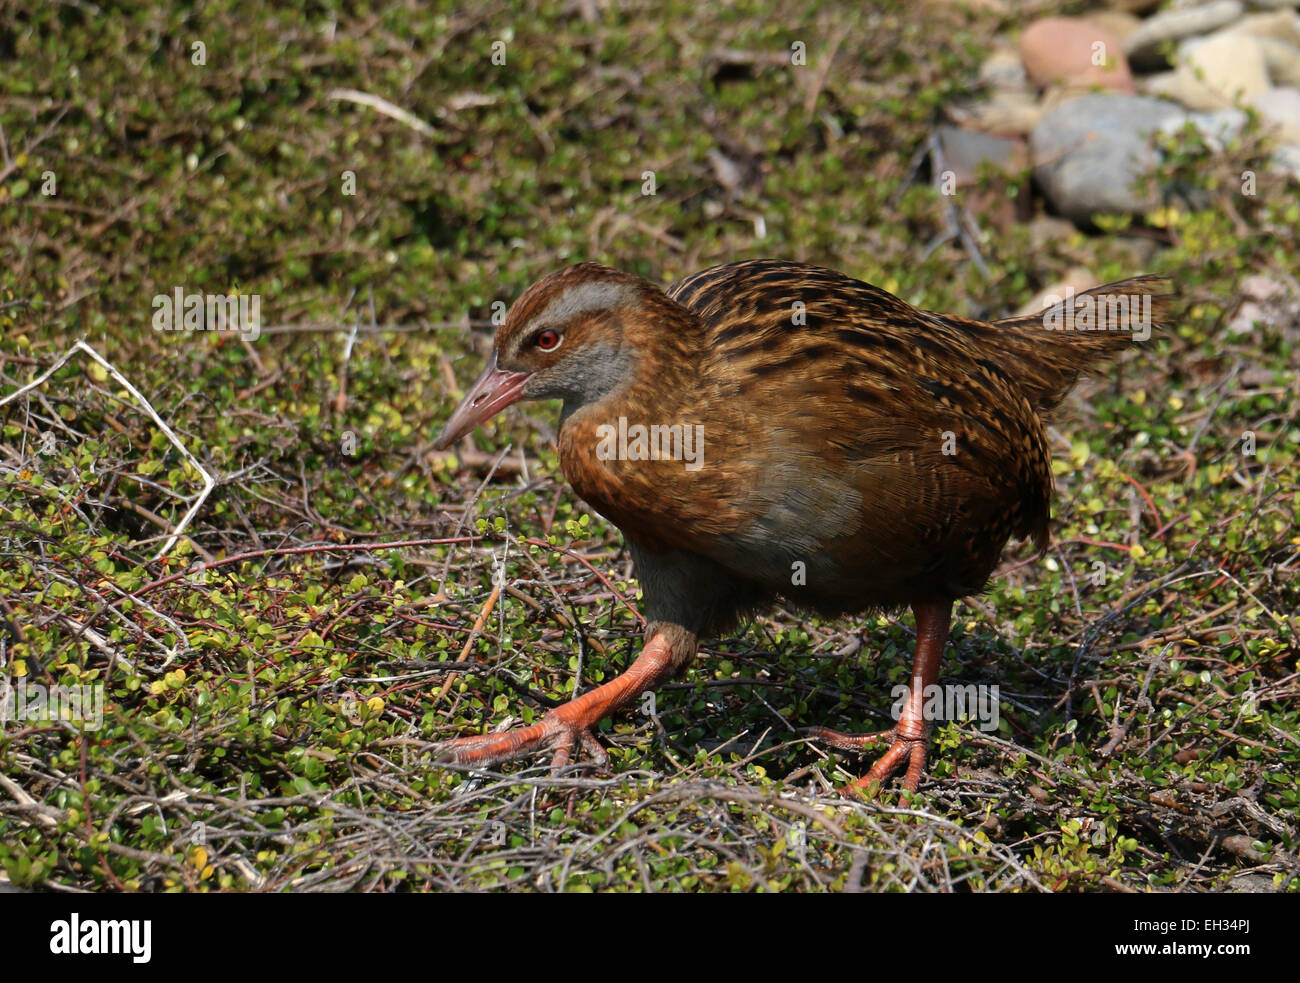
807,599,951,795
806,725,929,795
435,703,610,774
434,627,684,776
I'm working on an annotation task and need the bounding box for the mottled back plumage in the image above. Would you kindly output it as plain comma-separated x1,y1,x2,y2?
487,259,1177,632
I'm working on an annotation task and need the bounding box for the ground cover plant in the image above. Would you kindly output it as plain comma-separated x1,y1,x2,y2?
0,0,1296,892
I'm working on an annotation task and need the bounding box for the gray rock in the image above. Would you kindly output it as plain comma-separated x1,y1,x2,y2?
1251,86,1300,142
1272,141,1300,177
935,125,1026,185
978,48,1029,91
1031,94,1188,222
1158,107,1248,148
1227,872,1282,893
1222,8,1300,47
1125,1,1245,63
1193,107,1249,143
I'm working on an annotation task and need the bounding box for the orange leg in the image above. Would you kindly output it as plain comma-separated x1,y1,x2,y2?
435,628,684,772
808,599,952,795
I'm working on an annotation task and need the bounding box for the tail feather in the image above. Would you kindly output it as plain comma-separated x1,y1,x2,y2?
939,275,1175,412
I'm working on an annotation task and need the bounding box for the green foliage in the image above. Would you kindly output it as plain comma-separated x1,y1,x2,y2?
0,0,1296,892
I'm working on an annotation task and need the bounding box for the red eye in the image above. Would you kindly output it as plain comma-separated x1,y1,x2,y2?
535,330,561,350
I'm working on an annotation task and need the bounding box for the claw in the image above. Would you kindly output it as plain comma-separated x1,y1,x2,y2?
544,718,610,773
807,725,929,795
435,710,608,773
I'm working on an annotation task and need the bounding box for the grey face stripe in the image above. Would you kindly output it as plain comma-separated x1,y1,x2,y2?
506,279,638,361
534,279,637,328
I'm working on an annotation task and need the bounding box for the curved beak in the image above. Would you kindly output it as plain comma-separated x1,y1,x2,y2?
434,352,532,449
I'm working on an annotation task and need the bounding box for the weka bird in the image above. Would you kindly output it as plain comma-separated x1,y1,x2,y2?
434,259,1172,793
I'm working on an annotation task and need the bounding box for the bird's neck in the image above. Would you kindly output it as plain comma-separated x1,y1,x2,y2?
557,340,638,425
556,291,720,550
562,288,707,429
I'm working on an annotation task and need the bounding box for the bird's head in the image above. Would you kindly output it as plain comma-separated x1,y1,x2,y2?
435,263,647,449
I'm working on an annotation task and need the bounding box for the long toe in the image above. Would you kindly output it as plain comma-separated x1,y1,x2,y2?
436,712,607,773
844,733,929,796
805,725,895,751
434,719,550,767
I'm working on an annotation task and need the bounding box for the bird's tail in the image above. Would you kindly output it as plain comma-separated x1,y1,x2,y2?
940,275,1176,412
